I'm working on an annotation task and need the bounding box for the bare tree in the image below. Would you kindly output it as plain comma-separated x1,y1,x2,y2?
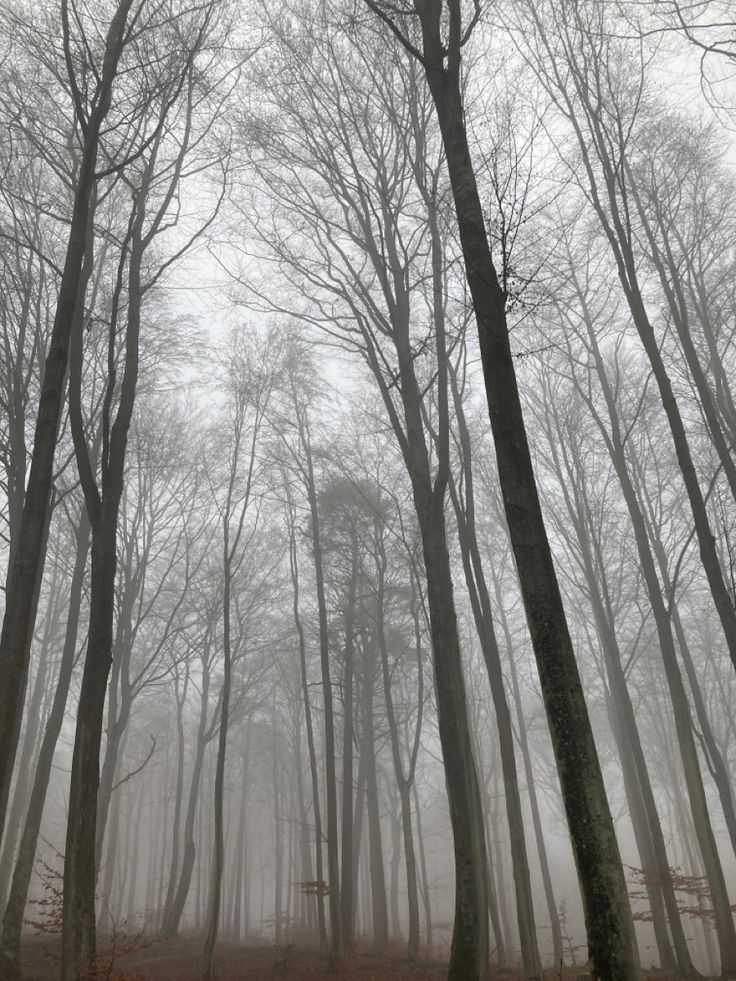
0,0,135,853
360,3,640,976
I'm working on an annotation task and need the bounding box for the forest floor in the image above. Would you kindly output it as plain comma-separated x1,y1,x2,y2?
18,935,677,980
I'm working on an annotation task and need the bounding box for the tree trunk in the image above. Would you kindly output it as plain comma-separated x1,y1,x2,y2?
375,537,422,962
0,509,90,981
340,550,358,946
0,553,61,910
286,493,327,952
61,150,147,978
488,563,564,969
448,369,543,979
415,24,640,977
0,0,132,850
572,288,736,973
418,499,489,980
412,783,433,951
303,428,343,966
61,510,120,981
160,652,211,938
362,641,388,952
203,541,234,978
162,667,190,925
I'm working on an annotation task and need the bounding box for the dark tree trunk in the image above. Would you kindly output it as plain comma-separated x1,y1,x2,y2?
488,563,563,969
61,155,146,979
572,289,736,973
448,367,543,979
0,510,90,981
61,509,120,981
408,15,640,975
0,552,61,910
0,0,133,849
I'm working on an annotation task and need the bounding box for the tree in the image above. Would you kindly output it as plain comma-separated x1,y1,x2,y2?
0,0,135,855
239,23,492,972
361,3,640,977
203,327,277,979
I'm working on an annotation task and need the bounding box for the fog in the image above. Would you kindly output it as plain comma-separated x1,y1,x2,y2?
0,2,735,980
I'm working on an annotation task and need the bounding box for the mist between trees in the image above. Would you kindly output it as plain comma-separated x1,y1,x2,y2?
0,1,735,980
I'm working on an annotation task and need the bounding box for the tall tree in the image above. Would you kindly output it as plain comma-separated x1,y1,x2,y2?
61,11,223,971
361,2,640,977
0,0,135,853
203,328,275,978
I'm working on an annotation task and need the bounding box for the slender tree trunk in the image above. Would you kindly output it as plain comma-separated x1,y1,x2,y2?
203,535,234,978
412,783,433,951
125,784,145,923
362,640,389,952
0,0,133,850
669,602,736,861
418,499,489,980
95,668,133,870
396,13,640,977
375,537,421,962
340,550,357,946
99,740,126,932
0,510,90,981
351,719,368,935
61,508,120,981
448,373,543,978
162,667,190,922
61,157,148,980
571,289,736,972
303,429,342,966
160,652,211,938
286,496,327,952
480,769,509,967
0,555,61,909
232,719,251,939
488,564,563,969
388,785,401,940
272,701,284,945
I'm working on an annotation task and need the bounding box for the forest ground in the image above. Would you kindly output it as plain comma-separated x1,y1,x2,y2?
17,933,679,980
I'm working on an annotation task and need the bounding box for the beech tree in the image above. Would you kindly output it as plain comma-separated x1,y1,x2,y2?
361,2,640,977
1,1,735,978
0,0,136,852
